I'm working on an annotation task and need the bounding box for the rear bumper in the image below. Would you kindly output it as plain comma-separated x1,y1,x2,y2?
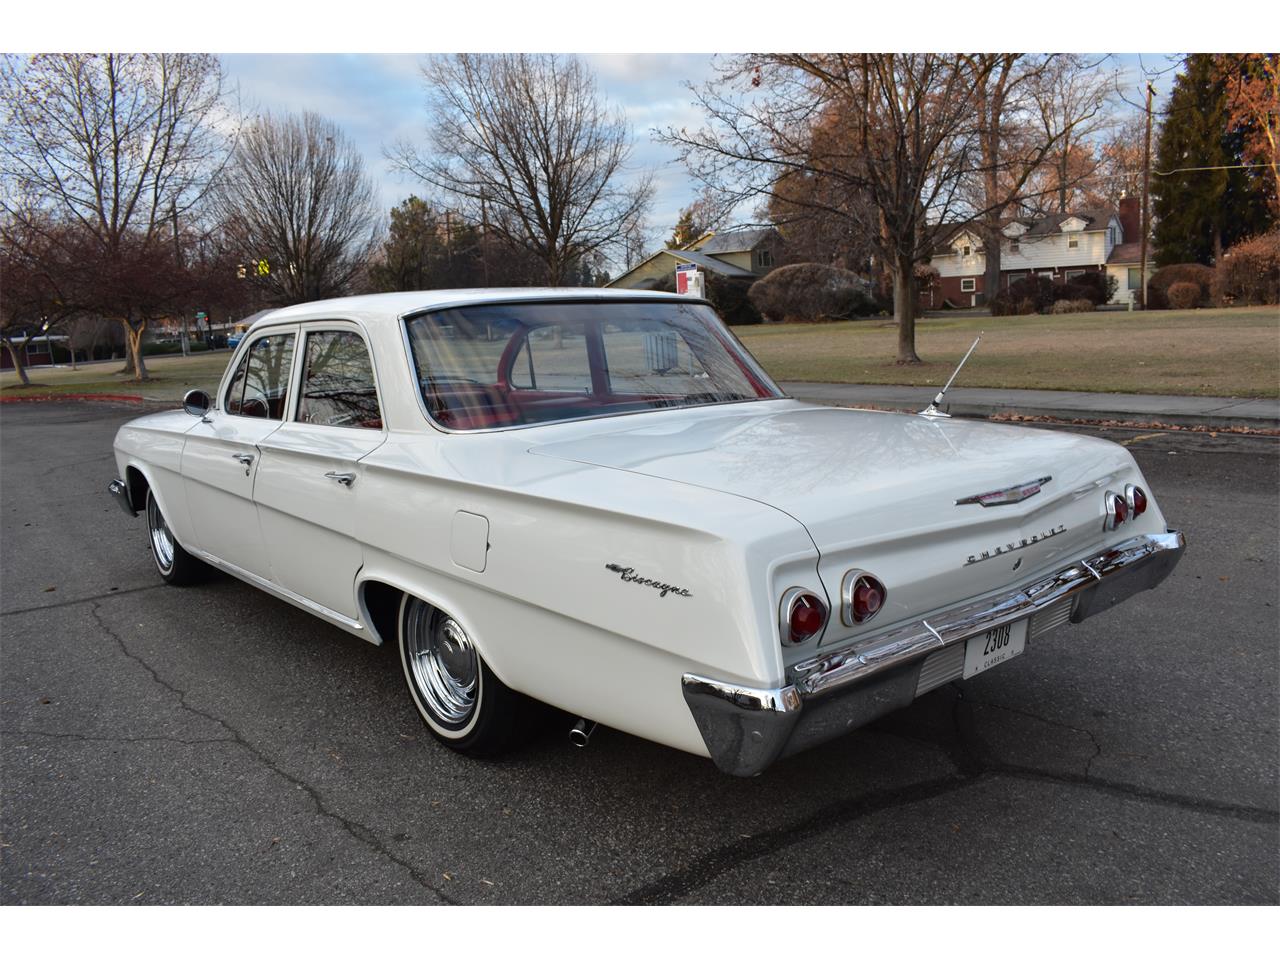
108,477,136,516
682,529,1186,776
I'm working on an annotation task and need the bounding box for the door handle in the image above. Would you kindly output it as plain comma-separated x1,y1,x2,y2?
325,471,356,487
232,453,254,475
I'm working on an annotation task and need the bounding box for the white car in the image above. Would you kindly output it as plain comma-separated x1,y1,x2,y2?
109,290,1184,776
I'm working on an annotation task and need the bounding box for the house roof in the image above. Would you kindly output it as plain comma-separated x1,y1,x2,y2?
932,208,1119,255
1021,208,1116,238
696,227,777,254
1107,241,1152,265
605,247,758,288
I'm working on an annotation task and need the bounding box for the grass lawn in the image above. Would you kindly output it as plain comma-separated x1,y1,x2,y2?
4,305,1278,401
1,351,233,401
735,305,1280,398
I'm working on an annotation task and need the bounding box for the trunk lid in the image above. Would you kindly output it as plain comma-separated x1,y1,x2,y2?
528,402,1142,640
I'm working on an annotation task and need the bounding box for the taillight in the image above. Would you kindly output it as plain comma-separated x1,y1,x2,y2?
780,589,827,645
1126,484,1148,517
841,570,887,626
1104,490,1128,530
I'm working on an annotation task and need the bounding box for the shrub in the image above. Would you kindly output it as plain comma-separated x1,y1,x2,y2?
1150,263,1212,308
1213,230,1280,306
748,262,877,323
1166,281,1202,310
990,274,1054,315
1071,298,1095,313
1050,299,1076,314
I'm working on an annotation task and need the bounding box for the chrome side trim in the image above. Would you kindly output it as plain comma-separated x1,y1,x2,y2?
788,531,1184,699
108,478,136,517
192,548,364,633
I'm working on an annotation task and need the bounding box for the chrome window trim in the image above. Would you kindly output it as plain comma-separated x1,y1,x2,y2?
292,320,388,434
395,296,788,436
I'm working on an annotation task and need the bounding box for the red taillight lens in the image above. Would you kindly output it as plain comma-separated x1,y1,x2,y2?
1113,495,1128,523
852,577,885,622
1132,486,1148,516
841,570,887,626
790,595,826,642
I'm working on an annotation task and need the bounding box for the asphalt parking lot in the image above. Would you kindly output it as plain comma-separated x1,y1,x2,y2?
1,401,1277,905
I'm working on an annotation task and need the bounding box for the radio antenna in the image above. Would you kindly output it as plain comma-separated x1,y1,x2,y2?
919,334,981,419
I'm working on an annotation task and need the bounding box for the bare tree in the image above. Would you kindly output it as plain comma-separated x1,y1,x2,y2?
214,111,379,305
963,54,1116,300
666,54,979,363
0,53,232,380
390,54,653,285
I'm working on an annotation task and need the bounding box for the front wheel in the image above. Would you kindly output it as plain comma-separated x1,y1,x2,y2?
145,490,204,585
397,594,535,757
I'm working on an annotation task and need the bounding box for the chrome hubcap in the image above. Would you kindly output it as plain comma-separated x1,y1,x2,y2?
147,495,175,574
405,601,478,726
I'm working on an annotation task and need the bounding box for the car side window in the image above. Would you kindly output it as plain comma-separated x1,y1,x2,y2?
508,323,593,393
297,330,382,429
224,333,296,419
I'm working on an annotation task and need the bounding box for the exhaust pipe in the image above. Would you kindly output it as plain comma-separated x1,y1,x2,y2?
569,718,597,748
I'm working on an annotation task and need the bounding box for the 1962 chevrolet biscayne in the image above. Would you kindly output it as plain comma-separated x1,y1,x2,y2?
109,290,1184,775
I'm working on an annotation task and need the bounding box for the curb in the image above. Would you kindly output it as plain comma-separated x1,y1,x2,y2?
0,392,149,405
929,400,1278,432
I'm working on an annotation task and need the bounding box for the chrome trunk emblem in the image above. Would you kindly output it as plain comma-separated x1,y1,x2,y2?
956,476,1052,508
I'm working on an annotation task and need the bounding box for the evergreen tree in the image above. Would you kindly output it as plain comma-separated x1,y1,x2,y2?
1153,55,1275,266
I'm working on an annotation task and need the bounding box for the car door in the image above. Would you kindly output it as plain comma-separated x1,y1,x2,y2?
253,323,387,620
180,326,299,579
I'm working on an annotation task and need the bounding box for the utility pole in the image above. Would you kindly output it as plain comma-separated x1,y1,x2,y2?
171,201,190,356
1138,80,1156,311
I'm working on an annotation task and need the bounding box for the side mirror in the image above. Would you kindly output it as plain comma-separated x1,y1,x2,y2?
182,389,212,417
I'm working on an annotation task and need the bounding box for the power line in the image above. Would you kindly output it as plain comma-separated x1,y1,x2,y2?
1154,162,1277,176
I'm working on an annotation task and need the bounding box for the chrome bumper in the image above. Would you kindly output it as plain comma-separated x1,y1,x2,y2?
108,477,136,516
682,530,1186,776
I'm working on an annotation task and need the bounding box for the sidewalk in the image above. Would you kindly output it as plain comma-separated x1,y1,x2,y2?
780,382,1280,430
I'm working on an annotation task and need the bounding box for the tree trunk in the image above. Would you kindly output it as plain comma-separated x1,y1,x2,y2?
982,225,1002,307
3,339,31,386
124,322,149,382
894,254,921,364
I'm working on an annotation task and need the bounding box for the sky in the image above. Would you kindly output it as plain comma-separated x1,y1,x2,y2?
220,52,1180,259
220,52,722,252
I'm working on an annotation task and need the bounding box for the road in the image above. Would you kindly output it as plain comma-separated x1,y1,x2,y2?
1,401,1276,904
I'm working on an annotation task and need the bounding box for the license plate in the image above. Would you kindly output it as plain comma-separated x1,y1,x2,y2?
963,619,1028,679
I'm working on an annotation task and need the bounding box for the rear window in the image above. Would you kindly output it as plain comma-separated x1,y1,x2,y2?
404,300,781,430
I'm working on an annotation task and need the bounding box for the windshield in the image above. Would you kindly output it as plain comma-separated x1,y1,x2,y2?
404,299,782,430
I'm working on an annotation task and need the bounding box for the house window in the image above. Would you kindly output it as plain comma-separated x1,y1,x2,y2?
755,249,773,269
1067,234,1080,249
961,243,972,257
1065,269,1085,281
1010,240,1020,254
1127,267,1141,290
1108,227,1116,246
960,278,976,293
1006,272,1027,287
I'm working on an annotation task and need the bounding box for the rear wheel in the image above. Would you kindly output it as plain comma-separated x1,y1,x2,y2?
145,490,204,585
397,594,534,757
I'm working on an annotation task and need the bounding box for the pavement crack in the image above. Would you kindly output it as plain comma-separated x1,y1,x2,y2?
968,696,1103,778
87,601,457,905
990,766,1280,825
1,727,231,747
3,583,166,617
609,773,982,905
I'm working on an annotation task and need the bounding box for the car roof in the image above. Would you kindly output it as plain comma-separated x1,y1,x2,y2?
249,288,692,330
